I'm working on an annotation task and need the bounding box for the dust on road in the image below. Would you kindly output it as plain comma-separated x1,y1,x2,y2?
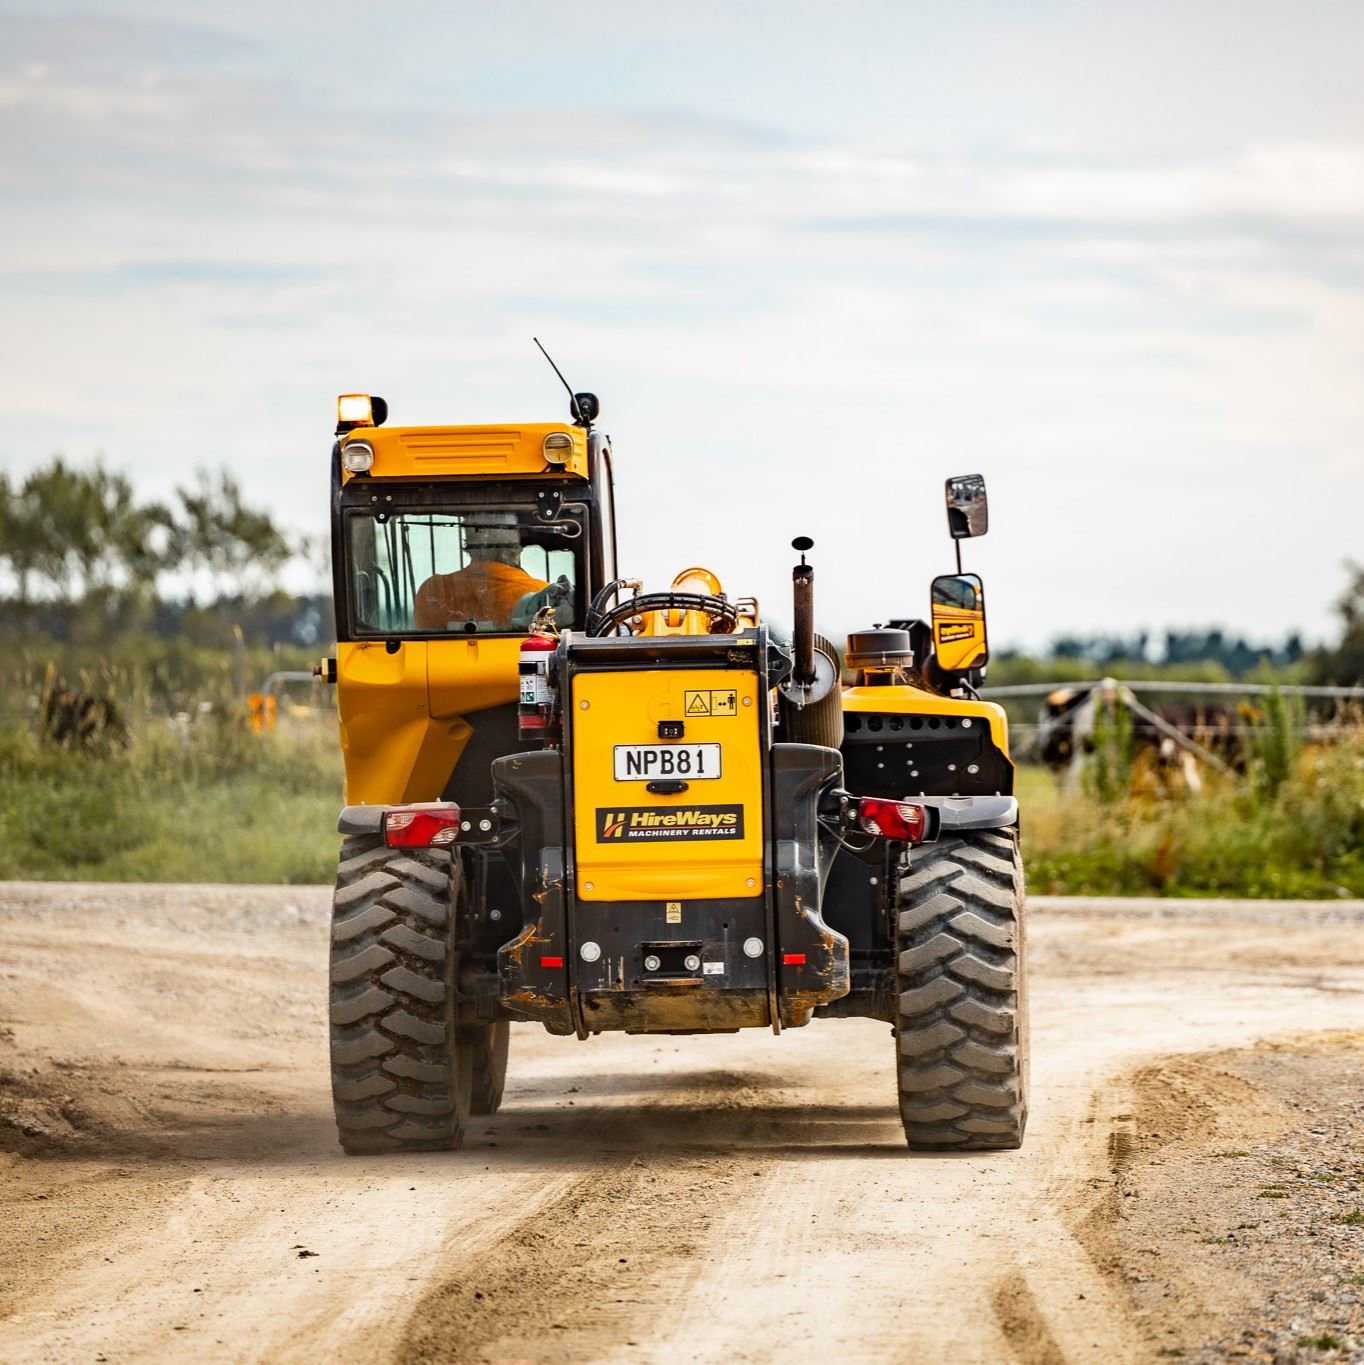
2,883,1363,1364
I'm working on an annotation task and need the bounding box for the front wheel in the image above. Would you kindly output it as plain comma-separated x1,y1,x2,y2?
893,828,1029,1150
329,835,472,1154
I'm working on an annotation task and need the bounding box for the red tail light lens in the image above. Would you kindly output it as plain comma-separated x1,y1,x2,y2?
382,804,462,848
855,797,931,843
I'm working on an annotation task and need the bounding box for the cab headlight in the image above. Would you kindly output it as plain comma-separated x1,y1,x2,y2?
542,432,574,465
342,440,375,473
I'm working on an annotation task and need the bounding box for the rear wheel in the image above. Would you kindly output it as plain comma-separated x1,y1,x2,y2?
894,828,1029,1150
329,834,472,1154
467,1021,510,1115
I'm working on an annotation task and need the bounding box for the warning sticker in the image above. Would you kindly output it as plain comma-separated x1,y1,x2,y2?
684,689,738,718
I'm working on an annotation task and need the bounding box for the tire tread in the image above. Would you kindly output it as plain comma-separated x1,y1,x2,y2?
328,834,468,1154
894,830,1029,1151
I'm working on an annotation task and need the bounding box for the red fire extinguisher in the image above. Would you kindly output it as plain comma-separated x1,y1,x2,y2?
518,631,559,742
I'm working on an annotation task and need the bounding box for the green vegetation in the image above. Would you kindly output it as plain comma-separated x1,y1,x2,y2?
2,719,1359,892
1022,727,1364,897
0,716,341,885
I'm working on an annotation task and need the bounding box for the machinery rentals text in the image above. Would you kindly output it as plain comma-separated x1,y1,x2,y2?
317,365,1027,1155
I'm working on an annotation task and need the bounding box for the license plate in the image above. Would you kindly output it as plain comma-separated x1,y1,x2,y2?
613,743,722,781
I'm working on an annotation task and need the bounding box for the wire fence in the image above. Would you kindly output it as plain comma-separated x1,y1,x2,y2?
983,679,1364,700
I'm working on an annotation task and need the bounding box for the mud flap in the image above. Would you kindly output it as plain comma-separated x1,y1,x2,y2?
918,795,1019,831
491,750,575,1035
770,743,850,1028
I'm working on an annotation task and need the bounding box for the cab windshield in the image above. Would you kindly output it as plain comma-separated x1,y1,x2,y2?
347,506,583,635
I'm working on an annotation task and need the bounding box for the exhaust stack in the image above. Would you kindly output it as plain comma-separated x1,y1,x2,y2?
777,537,843,749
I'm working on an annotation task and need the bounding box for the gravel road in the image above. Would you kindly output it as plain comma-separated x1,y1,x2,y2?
2,883,1363,1363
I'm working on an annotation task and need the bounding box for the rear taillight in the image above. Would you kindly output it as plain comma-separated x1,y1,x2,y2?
855,797,933,843
382,804,462,848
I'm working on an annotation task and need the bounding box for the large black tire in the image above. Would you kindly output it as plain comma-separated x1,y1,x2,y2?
329,834,472,1154
894,827,1029,1150
467,1021,510,1116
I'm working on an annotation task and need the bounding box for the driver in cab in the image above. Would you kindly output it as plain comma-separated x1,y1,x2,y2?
414,515,571,631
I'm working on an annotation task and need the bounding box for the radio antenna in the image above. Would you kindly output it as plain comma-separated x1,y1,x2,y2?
533,337,581,424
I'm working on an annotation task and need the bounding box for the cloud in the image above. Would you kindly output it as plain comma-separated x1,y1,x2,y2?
1,10,1362,643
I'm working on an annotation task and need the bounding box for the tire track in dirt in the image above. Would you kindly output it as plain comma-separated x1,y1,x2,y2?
400,1070,783,1364
401,1156,737,1364
991,1270,1067,1365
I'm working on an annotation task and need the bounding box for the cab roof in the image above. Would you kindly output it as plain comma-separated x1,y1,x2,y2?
339,423,589,483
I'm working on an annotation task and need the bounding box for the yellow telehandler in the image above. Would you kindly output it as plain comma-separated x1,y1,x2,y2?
319,385,1025,1154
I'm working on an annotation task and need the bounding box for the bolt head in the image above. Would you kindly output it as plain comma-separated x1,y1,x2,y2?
743,937,763,959
580,941,602,963
683,953,701,972
643,954,662,972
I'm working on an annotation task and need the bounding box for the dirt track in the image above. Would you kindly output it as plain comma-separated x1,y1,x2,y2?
2,884,1364,1363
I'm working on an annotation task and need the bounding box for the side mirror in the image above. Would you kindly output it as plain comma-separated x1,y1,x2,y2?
945,474,988,539
930,573,988,672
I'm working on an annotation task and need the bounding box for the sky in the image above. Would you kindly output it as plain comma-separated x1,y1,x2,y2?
2,1,1363,649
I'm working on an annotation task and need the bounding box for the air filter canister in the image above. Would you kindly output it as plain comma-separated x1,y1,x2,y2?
845,628,915,673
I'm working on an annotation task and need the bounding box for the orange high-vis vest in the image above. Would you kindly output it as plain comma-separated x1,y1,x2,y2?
414,563,548,630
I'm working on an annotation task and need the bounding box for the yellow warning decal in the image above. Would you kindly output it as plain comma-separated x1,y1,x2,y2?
684,688,738,717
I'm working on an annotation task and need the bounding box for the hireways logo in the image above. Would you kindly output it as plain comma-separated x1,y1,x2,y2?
596,805,744,842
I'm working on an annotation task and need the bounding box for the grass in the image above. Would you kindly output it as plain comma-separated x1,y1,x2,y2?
1297,1334,1344,1351
0,715,341,884
1336,1211,1364,1227
1019,731,1364,898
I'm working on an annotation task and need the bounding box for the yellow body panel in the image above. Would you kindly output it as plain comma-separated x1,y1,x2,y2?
340,424,588,483
337,637,521,804
571,667,764,902
841,683,1011,760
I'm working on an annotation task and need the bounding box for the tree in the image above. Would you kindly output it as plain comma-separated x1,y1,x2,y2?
18,459,92,600
0,472,22,601
174,469,292,598
1312,562,1364,687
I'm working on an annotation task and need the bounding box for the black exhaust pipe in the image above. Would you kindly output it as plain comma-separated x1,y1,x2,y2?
791,536,816,687
778,537,843,749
